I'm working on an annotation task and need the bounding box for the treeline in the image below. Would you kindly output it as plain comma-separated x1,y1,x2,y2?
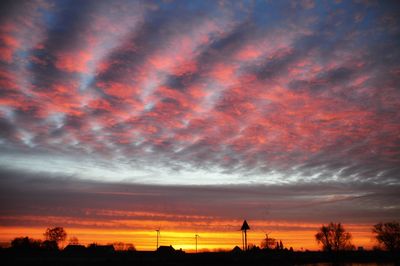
1,222,399,266
3,221,400,253
313,221,400,252
7,227,135,253
235,221,400,253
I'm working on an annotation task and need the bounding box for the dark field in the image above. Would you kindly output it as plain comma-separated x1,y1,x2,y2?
1,249,399,266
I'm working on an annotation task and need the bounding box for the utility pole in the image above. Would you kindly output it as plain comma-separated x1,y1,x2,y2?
156,229,160,250
195,234,199,253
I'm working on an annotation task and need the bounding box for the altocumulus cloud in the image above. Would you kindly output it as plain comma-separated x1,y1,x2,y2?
0,0,399,187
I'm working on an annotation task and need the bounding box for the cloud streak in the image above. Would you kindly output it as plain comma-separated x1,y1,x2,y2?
1,169,399,226
0,168,398,249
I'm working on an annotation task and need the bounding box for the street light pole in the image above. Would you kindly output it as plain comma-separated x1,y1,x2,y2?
156,229,160,250
195,234,199,253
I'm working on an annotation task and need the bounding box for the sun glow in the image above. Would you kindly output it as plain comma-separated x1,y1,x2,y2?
0,222,375,251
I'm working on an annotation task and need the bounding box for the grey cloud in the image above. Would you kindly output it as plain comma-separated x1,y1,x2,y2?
0,168,399,226
0,117,15,139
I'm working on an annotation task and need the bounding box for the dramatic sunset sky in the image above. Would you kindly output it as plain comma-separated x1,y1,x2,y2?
0,0,399,251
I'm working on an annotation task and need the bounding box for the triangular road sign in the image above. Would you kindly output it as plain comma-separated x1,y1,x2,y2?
241,220,250,231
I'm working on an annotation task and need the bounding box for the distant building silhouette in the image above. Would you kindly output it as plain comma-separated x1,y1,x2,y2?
63,244,86,253
88,244,115,254
157,245,175,254
231,246,242,253
156,245,185,255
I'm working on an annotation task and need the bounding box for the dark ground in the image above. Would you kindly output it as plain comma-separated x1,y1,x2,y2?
1,248,399,266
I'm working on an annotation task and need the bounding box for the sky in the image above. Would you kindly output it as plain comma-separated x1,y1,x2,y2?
0,0,399,251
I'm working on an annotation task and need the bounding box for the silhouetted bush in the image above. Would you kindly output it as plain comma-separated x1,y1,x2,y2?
11,237,41,251
41,240,58,251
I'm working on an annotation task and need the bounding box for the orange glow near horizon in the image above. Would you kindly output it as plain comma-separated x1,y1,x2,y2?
0,222,376,252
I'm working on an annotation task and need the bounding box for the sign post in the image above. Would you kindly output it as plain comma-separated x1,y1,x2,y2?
241,220,250,251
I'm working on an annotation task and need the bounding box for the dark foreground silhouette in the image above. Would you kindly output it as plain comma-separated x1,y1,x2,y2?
1,245,399,266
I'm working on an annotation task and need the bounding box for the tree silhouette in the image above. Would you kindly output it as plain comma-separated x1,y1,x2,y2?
41,240,58,251
315,222,353,252
372,221,400,251
44,227,67,246
260,234,276,249
279,240,284,250
68,236,79,245
11,237,41,251
112,242,136,251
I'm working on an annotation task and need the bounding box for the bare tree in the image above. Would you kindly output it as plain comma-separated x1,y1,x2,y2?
68,236,79,245
112,242,125,251
372,221,400,251
44,227,67,246
260,234,276,249
126,243,136,251
112,242,136,251
315,222,353,252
